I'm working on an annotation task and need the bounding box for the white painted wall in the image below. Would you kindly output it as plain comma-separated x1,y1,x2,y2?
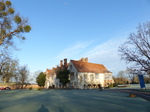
68,61,114,89
45,61,114,89
45,74,60,88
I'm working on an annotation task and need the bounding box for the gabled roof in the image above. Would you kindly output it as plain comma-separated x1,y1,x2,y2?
70,60,111,73
45,69,52,77
46,69,52,73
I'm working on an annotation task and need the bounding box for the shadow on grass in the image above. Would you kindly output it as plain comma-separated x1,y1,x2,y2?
37,105,49,112
58,108,64,112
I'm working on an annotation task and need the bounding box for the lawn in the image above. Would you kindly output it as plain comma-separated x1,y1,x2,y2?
0,89,149,112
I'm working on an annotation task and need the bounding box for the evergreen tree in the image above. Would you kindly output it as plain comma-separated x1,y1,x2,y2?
56,68,70,87
36,72,46,87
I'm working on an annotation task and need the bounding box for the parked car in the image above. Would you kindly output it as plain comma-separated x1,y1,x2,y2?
0,87,6,90
5,87,11,90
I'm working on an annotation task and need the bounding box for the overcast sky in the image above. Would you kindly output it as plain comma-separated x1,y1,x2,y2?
10,0,150,76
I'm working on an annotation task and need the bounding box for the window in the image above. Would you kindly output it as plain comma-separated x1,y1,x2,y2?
84,74,87,80
90,74,94,81
105,74,110,79
70,72,74,80
95,73,99,79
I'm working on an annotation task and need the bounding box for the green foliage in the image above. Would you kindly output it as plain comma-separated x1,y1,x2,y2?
5,1,12,6
37,87,42,91
108,84,114,88
2,11,7,16
24,25,31,32
0,2,5,11
146,80,150,84
36,72,46,87
8,8,14,14
0,0,31,48
113,83,118,87
1,29,6,35
29,87,32,90
56,68,70,86
14,16,22,24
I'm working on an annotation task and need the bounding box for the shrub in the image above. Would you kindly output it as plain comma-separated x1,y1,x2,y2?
29,87,32,90
37,87,42,91
113,83,118,87
108,84,113,88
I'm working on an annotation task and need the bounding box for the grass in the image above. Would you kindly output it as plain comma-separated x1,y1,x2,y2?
110,84,150,90
0,89,149,112
0,83,16,86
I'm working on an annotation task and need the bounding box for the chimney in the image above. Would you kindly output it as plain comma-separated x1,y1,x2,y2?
85,57,88,62
64,58,67,67
60,60,63,67
80,58,84,62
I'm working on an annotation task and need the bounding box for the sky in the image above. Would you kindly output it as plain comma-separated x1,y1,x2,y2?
9,0,150,77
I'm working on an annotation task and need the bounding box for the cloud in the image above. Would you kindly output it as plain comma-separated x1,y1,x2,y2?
54,40,95,60
83,37,127,75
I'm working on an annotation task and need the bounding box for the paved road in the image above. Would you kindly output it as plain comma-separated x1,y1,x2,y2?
106,89,150,102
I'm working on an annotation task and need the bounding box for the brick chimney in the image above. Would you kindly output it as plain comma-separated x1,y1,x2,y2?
85,57,88,62
64,58,67,67
60,60,63,67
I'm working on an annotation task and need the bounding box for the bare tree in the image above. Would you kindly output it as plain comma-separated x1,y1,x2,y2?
2,59,18,83
119,21,150,73
126,68,139,84
0,51,18,83
115,71,128,84
18,65,29,88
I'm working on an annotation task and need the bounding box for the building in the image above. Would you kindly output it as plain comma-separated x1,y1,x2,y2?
45,59,68,88
45,58,114,89
68,58,114,89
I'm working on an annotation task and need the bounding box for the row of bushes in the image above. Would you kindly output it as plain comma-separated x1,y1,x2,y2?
108,83,121,88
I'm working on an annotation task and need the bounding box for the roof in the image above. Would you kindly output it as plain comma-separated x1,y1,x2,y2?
45,69,52,77
70,60,111,73
46,69,52,73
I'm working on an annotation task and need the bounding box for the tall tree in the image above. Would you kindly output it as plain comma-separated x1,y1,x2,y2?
36,72,46,87
56,68,70,87
18,65,29,89
125,68,139,84
119,21,150,74
113,70,128,84
0,0,31,48
2,58,18,83
0,51,18,83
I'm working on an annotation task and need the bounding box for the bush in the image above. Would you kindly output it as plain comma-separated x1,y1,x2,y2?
108,84,113,88
113,83,118,87
37,87,42,91
29,87,32,90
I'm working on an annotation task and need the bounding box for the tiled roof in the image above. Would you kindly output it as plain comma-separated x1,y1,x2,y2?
46,69,52,73
71,60,111,73
45,69,52,77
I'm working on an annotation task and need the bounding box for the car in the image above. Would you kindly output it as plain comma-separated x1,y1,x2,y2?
5,87,11,90
0,87,6,90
